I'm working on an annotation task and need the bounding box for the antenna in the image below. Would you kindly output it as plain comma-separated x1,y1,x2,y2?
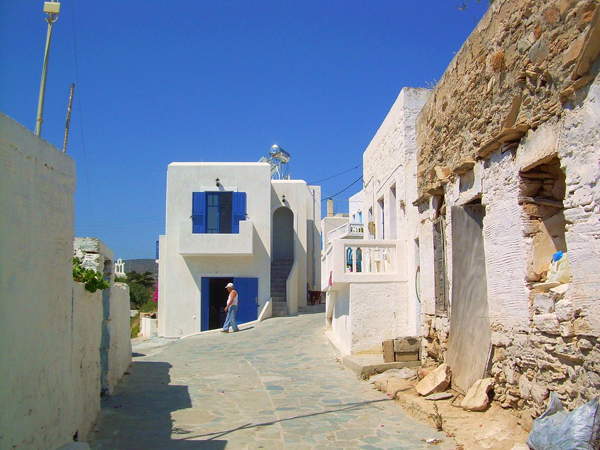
35,1,61,137
63,83,74,153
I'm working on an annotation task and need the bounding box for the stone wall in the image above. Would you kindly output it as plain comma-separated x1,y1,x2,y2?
414,0,600,422
416,0,600,199
74,237,132,396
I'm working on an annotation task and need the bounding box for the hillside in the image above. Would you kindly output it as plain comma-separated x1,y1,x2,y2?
123,259,158,277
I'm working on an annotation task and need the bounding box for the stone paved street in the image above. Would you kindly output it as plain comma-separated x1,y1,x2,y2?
89,306,448,449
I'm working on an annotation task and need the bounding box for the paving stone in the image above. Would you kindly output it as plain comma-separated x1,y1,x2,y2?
89,306,450,449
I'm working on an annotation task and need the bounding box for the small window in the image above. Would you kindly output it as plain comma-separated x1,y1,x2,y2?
192,191,246,234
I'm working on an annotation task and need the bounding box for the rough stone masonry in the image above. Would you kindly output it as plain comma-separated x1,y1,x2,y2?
414,0,600,426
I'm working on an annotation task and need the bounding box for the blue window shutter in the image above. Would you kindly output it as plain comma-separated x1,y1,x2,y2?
232,192,246,234
192,192,206,233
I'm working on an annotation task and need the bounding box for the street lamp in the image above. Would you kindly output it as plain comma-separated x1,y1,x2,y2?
35,1,61,137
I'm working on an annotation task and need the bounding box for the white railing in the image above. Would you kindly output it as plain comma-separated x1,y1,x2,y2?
327,222,364,243
345,244,395,274
322,239,406,290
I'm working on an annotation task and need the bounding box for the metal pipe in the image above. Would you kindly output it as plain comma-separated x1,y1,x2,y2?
35,8,59,137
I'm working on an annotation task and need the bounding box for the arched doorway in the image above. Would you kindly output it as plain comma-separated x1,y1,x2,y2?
271,207,294,317
272,207,294,262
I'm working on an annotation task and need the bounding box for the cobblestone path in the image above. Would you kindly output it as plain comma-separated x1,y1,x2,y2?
89,306,447,449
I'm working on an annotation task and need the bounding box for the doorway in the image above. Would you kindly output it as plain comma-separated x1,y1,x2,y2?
446,203,491,393
272,207,294,262
202,277,233,331
201,276,259,331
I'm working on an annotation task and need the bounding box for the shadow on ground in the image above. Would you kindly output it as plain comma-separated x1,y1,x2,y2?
90,360,227,449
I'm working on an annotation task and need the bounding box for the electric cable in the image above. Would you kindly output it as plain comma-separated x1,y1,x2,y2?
322,175,363,201
308,163,362,184
70,0,96,236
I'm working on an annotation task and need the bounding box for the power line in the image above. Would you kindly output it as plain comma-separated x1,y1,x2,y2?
70,0,96,236
308,163,362,185
322,175,363,201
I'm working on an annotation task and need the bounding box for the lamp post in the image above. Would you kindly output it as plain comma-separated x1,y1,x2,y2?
35,1,61,137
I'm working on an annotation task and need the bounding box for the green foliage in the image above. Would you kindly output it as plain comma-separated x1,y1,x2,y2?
430,401,444,431
122,271,156,311
130,313,140,339
73,258,110,293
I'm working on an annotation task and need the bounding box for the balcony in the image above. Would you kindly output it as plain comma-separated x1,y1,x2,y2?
326,222,364,244
179,219,254,256
322,238,406,290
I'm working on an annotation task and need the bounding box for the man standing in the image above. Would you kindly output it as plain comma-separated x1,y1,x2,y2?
221,282,239,333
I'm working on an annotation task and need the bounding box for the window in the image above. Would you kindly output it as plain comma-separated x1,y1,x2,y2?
192,192,246,234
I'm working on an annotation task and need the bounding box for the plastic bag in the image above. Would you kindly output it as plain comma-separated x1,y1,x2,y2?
527,392,600,450
547,252,570,284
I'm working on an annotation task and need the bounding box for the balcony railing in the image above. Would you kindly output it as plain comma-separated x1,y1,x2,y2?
322,238,406,290
327,222,364,243
179,219,254,256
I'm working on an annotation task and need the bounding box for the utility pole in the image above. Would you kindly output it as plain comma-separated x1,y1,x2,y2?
35,1,61,137
63,83,74,153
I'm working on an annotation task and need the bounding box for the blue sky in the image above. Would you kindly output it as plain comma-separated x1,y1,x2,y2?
0,1,487,260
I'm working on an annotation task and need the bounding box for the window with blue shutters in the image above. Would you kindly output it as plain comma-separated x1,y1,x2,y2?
192,191,246,234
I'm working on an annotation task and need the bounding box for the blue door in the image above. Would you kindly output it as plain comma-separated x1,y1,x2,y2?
201,277,210,331
233,277,258,324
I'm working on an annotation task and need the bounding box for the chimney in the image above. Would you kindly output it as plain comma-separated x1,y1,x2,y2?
327,198,334,217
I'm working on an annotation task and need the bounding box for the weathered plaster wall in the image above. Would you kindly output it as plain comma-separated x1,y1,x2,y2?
488,71,600,418
0,113,125,448
331,285,352,355
106,283,132,393
74,237,132,396
0,112,76,449
350,282,410,354
69,283,103,443
414,0,600,420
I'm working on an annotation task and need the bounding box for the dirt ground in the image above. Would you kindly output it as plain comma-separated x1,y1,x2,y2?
373,379,530,450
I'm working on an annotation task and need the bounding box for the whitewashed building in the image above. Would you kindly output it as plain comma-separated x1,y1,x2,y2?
157,162,321,338
322,88,430,356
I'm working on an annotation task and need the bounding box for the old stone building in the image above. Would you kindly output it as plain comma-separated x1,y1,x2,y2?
414,0,600,423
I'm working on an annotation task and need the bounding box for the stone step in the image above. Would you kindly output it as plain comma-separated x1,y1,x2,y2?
271,297,286,303
270,285,286,290
271,310,288,317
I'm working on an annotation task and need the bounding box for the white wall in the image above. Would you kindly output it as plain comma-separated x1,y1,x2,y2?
271,180,309,313
0,113,77,449
0,114,132,448
69,284,103,443
322,216,348,247
106,283,132,394
350,282,410,353
360,87,429,336
349,190,364,223
330,285,352,355
306,186,322,290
